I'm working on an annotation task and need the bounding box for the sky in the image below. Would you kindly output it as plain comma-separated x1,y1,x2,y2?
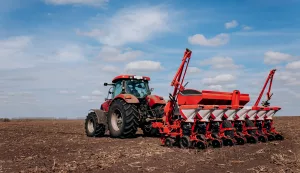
1,0,300,118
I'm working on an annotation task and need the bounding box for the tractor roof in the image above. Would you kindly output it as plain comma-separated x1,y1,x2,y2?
112,75,151,83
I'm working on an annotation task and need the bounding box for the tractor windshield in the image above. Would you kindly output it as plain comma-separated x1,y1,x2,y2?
125,80,150,98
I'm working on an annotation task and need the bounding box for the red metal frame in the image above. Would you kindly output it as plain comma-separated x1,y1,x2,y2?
153,48,251,148
254,69,276,108
250,69,283,141
165,48,192,124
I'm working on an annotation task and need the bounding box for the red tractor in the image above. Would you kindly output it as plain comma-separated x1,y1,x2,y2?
84,75,166,138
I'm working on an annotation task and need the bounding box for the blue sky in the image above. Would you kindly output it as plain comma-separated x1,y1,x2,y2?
1,0,300,118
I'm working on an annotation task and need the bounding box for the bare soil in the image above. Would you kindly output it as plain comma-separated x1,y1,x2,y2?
1,117,300,173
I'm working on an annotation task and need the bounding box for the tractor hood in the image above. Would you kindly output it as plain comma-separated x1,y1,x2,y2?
146,95,166,107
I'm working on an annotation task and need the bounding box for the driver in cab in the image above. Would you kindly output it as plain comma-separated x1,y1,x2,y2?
127,81,141,97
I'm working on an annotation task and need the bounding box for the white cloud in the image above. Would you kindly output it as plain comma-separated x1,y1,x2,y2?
98,46,143,62
76,29,103,37
77,5,173,46
91,90,103,96
225,84,237,89
0,36,31,48
225,20,238,29
125,60,163,72
200,56,241,69
273,70,300,86
286,61,300,70
44,0,109,7
0,36,35,69
6,91,33,96
102,65,119,73
80,89,103,102
0,36,92,70
80,95,102,102
264,51,293,64
242,25,252,31
187,67,201,74
188,33,229,46
80,95,90,100
59,90,76,94
202,74,236,85
208,85,223,91
53,44,86,62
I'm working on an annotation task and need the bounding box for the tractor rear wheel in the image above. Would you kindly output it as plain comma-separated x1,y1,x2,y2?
108,99,139,138
85,112,106,137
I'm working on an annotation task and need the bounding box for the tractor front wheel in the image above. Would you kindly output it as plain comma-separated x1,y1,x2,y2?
108,99,139,138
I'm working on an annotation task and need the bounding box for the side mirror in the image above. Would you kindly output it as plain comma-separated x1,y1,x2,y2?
150,88,154,92
104,82,108,86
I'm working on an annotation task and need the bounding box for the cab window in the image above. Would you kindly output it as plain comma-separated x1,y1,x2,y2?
112,80,123,98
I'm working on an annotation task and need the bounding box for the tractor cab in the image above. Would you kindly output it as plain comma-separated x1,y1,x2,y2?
104,75,153,101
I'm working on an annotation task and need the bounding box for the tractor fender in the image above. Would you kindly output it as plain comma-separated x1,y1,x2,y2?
146,95,166,107
89,109,108,125
112,94,140,104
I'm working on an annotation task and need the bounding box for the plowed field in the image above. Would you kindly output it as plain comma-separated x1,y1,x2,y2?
1,117,299,173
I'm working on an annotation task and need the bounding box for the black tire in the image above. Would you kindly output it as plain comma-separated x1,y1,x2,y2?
257,135,267,143
179,136,191,148
211,139,222,148
275,134,284,140
236,137,246,145
222,120,234,138
223,138,234,146
165,137,175,147
85,112,106,137
268,134,275,141
245,119,256,135
107,99,139,138
196,140,208,150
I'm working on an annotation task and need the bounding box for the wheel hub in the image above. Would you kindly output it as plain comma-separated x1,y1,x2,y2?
111,109,122,131
196,141,207,149
223,138,234,146
258,135,267,143
268,134,275,141
236,137,245,145
211,139,222,148
87,119,94,133
275,134,284,140
180,136,191,148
